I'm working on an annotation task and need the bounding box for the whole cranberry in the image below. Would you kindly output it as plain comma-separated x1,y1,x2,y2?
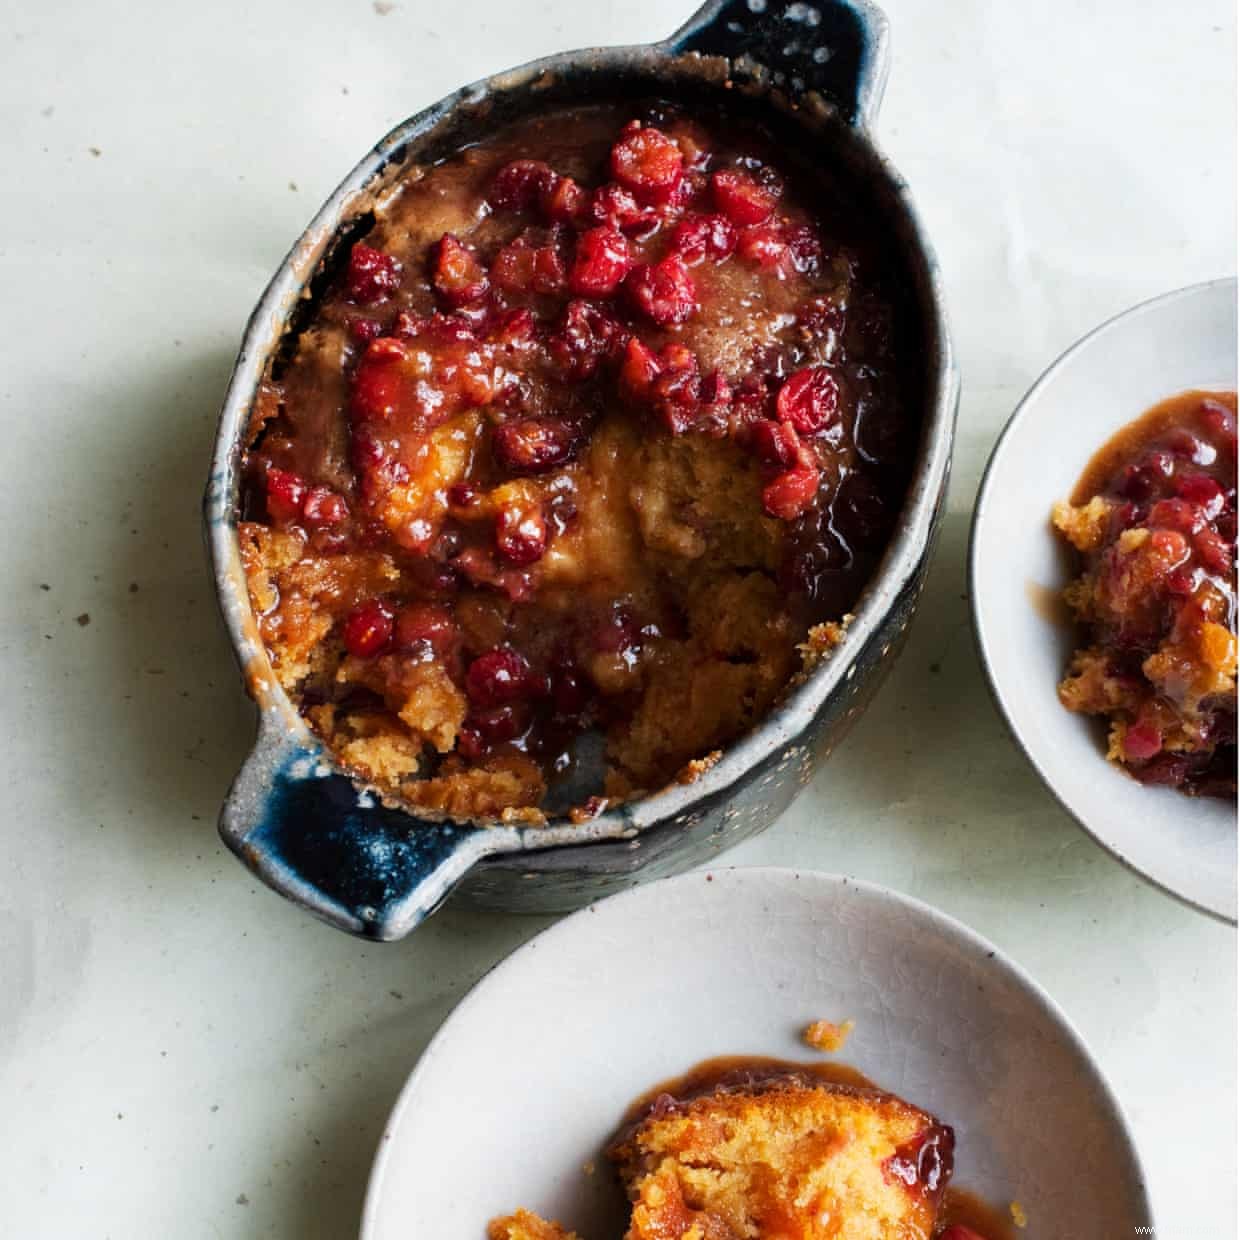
466,647,535,708
1148,498,1206,535
569,226,633,297
347,316,384,344
430,234,489,307
619,338,663,401
737,223,790,271
346,244,401,304
711,168,779,225
302,486,349,528
762,462,820,521
884,1124,954,1194
447,482,483,510
342,599,394,658
488,159,557,211
1195,527,1233,575
670,213,738,265
492,417,581,474
541,174,589,223
265,468,307,524
491,233,568,297
610,125,684,204
776,366,840,434
495,504,548,565
749,420,801,469
697,371,733,427
549,300,626,380
394,602,458,655
1175,473,1225,516
469,702,530,744
590,184,659,237
625,254,698,325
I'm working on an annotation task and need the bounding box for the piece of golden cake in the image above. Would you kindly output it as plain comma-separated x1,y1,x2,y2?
487,1207,581,1240
607,1071,953,1240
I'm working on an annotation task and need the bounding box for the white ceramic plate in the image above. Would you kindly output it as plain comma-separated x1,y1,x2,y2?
970,279,1237,923
362,867,1150,1238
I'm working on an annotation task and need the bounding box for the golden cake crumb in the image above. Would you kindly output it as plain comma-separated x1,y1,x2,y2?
802,1017,855,1053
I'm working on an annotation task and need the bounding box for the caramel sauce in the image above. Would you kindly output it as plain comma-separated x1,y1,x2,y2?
1070,388,1237,504
615,1054,1018,1240
1025,577,1070,626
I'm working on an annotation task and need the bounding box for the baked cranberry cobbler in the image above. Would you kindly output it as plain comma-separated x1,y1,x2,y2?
488,1060,1001,1240
240,102,915,822
1053,390,1237,798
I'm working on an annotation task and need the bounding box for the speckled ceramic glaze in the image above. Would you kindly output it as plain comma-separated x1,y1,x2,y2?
204,0,958,939
361,868,1153,1236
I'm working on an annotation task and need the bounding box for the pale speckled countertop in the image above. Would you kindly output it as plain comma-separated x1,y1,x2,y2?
0,0,1234,1236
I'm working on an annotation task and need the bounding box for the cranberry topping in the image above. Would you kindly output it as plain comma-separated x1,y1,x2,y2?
763,461,820,521
671,212,738,265
883,1123,955,1195
610,125,684,203
430,234,489,307
570,225,634,297
493,417,582,474
302,486,349,528
711,168,779,225
776,366,840,434
491,230,568,296
489,159,557,211
346,244,401,304
393,602,458,656
466,647,537,708
625,253,698,325
495,503,549,566
749,420,801,469
265,468,308,524
590,184,659,237
342,599,395,658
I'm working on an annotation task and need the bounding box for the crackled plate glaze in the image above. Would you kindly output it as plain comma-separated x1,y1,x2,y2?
971,279,1237,923
361,867,1151,1238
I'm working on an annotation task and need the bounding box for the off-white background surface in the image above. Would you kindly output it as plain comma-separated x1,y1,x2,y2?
0,0,1234,1236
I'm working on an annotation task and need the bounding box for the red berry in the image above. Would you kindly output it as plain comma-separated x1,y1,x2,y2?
697,371,732,425
1148,498,1206,535
776,367,840,434
342,599,394,658
569,226,633,297
619,338,663,401
447,482,482,509
749,420,801,469
651,345,702,434
346,244,401,304
393,602,457,655
671,213,738,265
883,1124,954,1194
1123,722,1163,762
610,126,684,204
492,417,581,474
625,254,698,325
469,702,529,744
711,168,779,225
541,174,589,223
265,468,307,524
1196,527,1233,575
430,234,489,307
489,160,557,211
491,232,568,296
590,184,659,237
495,504,548,565
302,486,349,528
549,300,626,380
737,223,789,270
1176,473,1224,515
762,462,820,520
347,316,384,344
466,647,535,708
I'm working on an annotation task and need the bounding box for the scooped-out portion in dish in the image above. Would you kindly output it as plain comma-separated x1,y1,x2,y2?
239,100,918,823
488,1057,1011,1240
1053,389,1237,800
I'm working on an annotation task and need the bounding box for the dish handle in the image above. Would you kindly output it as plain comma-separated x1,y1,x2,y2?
218,710,500,941
665,0,890,129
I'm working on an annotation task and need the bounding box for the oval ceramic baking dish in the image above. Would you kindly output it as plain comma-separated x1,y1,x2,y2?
204,0,957,939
